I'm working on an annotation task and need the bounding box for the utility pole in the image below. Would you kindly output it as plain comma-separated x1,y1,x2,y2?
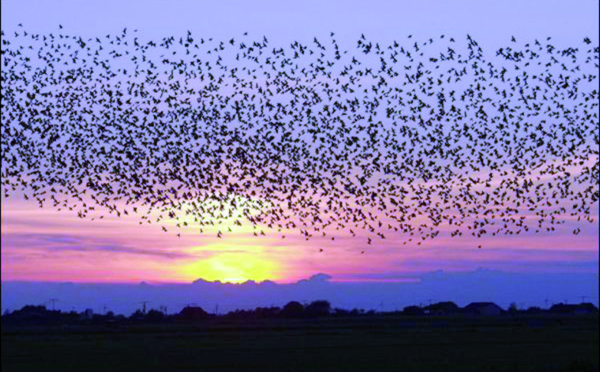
580,295,588,303
48,298,59,311
139,301,149,314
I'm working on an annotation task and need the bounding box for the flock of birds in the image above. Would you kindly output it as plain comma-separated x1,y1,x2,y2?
1,26,598,248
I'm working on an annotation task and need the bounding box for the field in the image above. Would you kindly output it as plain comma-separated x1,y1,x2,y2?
2,314,598,372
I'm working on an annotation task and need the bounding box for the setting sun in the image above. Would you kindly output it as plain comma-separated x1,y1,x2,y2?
181,253,278,283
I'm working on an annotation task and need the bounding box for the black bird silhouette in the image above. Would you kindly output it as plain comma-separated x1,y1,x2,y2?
0,29,597,251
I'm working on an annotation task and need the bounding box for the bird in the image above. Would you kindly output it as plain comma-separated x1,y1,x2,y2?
0,29,596,253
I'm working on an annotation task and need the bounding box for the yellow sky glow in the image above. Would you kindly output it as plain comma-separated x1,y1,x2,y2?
180,252,278,283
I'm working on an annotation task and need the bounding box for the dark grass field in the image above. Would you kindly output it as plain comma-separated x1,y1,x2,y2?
2,314,598,372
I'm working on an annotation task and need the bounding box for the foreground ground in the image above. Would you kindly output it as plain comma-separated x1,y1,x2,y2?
2,314,598,372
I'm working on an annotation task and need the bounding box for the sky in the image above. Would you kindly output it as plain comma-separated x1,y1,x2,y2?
1,0,598,310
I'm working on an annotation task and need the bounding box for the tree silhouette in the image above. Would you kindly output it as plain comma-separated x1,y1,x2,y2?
305,300,332,317
281,301,304,318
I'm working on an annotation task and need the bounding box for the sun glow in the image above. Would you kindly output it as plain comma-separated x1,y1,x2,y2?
181,252,277,283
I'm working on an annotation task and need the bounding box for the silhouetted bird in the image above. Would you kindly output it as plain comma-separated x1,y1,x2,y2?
0,29,596,252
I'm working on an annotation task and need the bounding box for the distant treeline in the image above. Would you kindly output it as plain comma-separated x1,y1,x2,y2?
2,300,598,326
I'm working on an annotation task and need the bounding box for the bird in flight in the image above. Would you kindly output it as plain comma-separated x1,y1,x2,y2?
1,29,597,251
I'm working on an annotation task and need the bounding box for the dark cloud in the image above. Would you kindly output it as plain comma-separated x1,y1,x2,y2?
396,248,599,272
43,244,191,259
3,232,192,259
2,232,82,245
